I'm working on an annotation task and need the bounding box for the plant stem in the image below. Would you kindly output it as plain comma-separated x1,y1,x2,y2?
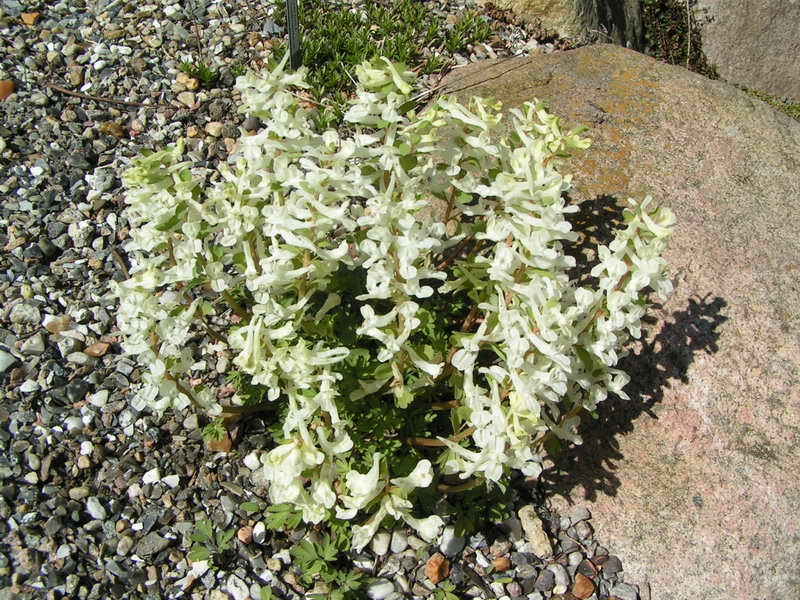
429,400,458,410
534,403,585,451
437,477,483,493
405,426,475,447
221,291,249,320
435,234,476,271
219,402,278,415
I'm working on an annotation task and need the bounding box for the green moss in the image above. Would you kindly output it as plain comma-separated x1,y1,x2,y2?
641,0,718,79
739,86,800,123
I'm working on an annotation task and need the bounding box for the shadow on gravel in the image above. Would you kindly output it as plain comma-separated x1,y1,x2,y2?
537,194,729,504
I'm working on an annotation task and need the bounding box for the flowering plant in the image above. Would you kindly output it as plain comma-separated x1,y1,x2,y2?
113,53,675,551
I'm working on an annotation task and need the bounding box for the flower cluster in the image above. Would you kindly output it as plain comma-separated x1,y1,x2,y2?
113,53,674,550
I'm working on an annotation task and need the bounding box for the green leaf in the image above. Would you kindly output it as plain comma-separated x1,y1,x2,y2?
188,546,212,563
265,503,303,531
155,204,187,231
544,435,562,459
192,519,214,543
216,528,235,550
395,387,414,409
241,501,261,514
259,587,274,600
399,153,418,172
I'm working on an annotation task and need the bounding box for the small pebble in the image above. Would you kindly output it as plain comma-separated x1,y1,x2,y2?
371,531,391,556
439,525,465,557
86,497,107,520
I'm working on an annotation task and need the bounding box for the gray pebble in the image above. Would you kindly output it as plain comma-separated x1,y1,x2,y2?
10,303,41,325
242,117,261,131
574,520,593,540
0,350,17,373
602,555,624,579
547,563,569,594
533,568,554,592
20,332,46,355
134,532,170,556
571,506,592,524
506,581,523,596
116,535,134,556
31,92,49,106
611,582,640,600
517,562,538,580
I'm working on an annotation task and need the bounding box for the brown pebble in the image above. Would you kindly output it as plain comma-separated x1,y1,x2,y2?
237,525,253,544
0,80,14,100
9,367,26,386
207,434,232,453
491,556,512,572
146,565,158,583
77,455,92,469
84,342,110,357
425,552,450,584
44,315,71,334
21,12,40,26
572,573,596,599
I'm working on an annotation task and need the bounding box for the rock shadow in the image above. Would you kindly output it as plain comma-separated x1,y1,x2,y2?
538,194,728,503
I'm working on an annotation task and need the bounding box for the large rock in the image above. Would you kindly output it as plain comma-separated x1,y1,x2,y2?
435,45,800,600
478,0,643,48
694,0,800,100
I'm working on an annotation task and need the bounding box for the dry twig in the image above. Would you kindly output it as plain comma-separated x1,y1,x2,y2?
45,82,172,109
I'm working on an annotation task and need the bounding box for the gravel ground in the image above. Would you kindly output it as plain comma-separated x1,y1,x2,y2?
0,0,645,598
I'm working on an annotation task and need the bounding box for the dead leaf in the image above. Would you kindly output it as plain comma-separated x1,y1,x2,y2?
0,80,14,101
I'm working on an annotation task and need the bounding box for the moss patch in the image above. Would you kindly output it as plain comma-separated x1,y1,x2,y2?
737,86,800,123
641,0,717,79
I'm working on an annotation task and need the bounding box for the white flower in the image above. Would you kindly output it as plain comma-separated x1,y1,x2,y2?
342,453,384,511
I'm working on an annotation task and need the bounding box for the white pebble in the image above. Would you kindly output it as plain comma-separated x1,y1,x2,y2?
390,530,408,553
127,483,141,499
367,580,395,600
243,451,261,471
439,525,465,557
80,441,93,456
64,416,83,435
252,521,267,544
89,390,108,407
162,475,180,488
19,380,40,393
226,574,249,600
86,497,107,520
142,468,160,484
371,531,391,556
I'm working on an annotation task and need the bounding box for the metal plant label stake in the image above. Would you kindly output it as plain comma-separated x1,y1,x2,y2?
286,0,302,70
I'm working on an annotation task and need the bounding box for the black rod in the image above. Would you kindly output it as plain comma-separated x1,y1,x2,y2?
286,0,302,70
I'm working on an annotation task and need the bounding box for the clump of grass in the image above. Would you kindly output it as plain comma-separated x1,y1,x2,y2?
179,60,220,89
269,0,494,126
